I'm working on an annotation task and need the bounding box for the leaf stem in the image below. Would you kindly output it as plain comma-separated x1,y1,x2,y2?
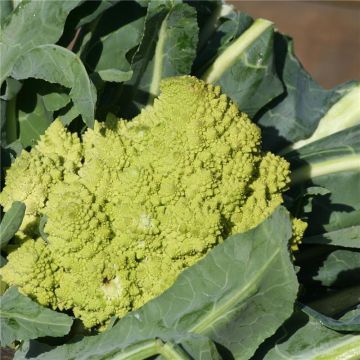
291,154,360,185
147,12,169,105
108,339,191,360
281,84,360,154
202,18,272,83
312,335,360,360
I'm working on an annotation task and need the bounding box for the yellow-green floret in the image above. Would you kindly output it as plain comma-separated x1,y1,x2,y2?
0,76,305,328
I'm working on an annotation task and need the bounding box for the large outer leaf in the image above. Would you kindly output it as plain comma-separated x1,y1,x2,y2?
287,125,360,236
0,287,73,346
111,334,222,360
29,207,298,360
202,17,283,118
262,310,360,360
258,35,360,152
0,0,81,84
16,334,221,360
174,207,298,359
11,45,97,128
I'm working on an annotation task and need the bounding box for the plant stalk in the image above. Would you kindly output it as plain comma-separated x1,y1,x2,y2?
107,339,191,360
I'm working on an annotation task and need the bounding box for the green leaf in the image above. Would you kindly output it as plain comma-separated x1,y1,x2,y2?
1,140,23,188
31,207,298,360
77,1,118,28
262,310,360,360
0,201,25,249
286,83,360,152
96,70,133,84
0,287,73,346
0,0,13,25
0,256,8,295
112,335,221,360
313,249,360,287
42,93,70,112
5,79,69,147
302,304,360,332
84,17,144,83
300,186,331,214
4,140,23,163
195,5,252,56
127,1,199,110
10,45,97,128
18,95,53,148
178,207,298,359
14,335,219,360
258,34,360,151
187,0,224,52
0,0,81,84
308,285,360,319
288,125,360,235
57,103,81,126
289,125,360,184
303,226,360,248
202,17,283,118
303,186,331,196
177,334,221,360
14,340,55,360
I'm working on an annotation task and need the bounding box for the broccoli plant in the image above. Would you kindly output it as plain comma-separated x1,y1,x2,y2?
0,1,359,359
0,76,306,328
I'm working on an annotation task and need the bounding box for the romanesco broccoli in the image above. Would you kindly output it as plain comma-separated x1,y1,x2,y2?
0,76,305,328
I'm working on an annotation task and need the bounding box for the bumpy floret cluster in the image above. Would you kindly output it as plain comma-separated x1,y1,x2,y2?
0,76,305,328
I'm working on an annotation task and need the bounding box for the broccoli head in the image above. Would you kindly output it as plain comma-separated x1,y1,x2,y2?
0,76,306,328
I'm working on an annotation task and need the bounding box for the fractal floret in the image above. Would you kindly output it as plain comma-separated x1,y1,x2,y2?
0,76,305,328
